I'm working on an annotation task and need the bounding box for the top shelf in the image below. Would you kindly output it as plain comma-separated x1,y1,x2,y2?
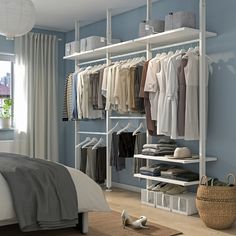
63,27,217,61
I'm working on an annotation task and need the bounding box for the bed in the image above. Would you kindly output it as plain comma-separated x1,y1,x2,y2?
0,162,110,234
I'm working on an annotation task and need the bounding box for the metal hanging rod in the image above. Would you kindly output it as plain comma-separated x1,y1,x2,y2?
110,50,146,60
110,116,146,120
152,39,199,52
78,58,107,66
77,131,107,135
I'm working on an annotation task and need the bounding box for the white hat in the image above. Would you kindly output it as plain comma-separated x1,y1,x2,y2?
173,147,192,159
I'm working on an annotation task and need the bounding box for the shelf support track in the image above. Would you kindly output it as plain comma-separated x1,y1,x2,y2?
146,0,153,190
106,9,112,191
199,0,207,178
75,19,80,170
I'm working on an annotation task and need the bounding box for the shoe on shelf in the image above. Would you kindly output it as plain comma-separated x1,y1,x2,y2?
159,183,175,193
152,182,166,191
147,182,161,190
121,210,133,228
132,216,149,229
166,185,187,195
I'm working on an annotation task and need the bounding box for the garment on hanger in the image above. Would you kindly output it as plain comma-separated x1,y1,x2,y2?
184,51,199,140
134,65,145,113
177,58,188,137
144,56,162,121
110,132,126,171
62,74,70,121
139,60,156,136
79,146,106,184
133,132,146,174
118,132,136,158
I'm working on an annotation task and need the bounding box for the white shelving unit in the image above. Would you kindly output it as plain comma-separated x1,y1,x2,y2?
64,0,217,192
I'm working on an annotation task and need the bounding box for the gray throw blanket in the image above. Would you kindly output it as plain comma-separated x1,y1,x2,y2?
0,153,78,232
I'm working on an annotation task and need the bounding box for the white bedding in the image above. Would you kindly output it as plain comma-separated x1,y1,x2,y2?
0,166,110,222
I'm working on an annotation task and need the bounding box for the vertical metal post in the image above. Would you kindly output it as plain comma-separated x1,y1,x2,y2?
199,0,206,178
106,9,112,191
106,9,112,45
75,20,80,169
146,0,152,22
146,0,153,189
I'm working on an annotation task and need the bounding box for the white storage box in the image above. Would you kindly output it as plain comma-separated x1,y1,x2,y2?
80,36,121,52
85,36,106,51
139,19,165,37
80,38,87,52
165,11,196,31
141,189,156,207
65,41,80,56
155,192,172,211
172,192,197,216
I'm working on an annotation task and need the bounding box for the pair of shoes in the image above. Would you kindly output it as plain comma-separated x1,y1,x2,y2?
159,183,175,193
165,185,186,195
121,210,149,229
152,182,166,191
147,182,161,190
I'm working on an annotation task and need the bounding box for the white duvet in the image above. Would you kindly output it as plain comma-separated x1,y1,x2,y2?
0,166,110,222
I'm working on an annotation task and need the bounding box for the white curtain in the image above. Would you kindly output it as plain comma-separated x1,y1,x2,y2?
13,32,59,162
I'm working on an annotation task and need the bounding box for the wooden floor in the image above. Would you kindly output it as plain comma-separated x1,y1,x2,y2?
104,188,236,236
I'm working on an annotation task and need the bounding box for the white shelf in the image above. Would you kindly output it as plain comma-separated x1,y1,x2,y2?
63,27,217,61
134,154,217,164
134,174,199,186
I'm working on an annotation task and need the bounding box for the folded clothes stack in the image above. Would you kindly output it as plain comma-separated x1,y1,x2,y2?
161,168,199,182
140,163,177,176
147,182,187,195
142,138,177,156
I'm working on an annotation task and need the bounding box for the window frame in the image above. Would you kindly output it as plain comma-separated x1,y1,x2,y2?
0,53,15,129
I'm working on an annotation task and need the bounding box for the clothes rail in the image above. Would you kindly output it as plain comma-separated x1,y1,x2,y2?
78,58,107,66
77,131,107,135
151,39,199,52
110,50,146,60
110,116,146,120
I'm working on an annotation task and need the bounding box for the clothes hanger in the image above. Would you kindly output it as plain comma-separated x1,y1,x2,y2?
132,122,144,136
82,137,98,149
108,122,120,134
92,137,105,150
76,137,91,148
117,122,132,135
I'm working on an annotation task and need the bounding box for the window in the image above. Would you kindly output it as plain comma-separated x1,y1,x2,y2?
0,54,14,128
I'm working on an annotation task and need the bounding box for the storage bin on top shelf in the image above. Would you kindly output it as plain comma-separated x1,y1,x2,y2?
165,11,196,31
65,36,121,56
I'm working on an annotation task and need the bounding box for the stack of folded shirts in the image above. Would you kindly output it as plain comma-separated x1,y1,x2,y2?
142,138,177,156
161,168,199,182
140,163,176,176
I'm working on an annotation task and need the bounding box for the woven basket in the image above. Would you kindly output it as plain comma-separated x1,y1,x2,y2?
196,174,236,230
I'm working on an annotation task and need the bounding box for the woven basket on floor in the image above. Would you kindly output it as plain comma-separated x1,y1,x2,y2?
196,174,236,230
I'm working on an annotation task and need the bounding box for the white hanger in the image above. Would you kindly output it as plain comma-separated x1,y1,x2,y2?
92,138,105,150
132,122,144,136
82,137,98,149
117,122,131,135
76,137,91,148
108,122,120,134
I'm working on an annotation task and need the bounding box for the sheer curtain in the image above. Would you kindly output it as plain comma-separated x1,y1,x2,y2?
13,33,59,162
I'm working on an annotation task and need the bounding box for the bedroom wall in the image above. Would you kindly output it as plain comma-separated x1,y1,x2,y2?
64,0,236,188
0,29,66,164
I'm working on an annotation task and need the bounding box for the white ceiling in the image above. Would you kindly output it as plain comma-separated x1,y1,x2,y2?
31,0,151,32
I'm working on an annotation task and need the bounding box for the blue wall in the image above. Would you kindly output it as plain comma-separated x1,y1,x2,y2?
0,29,66,164
64,0,236,188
